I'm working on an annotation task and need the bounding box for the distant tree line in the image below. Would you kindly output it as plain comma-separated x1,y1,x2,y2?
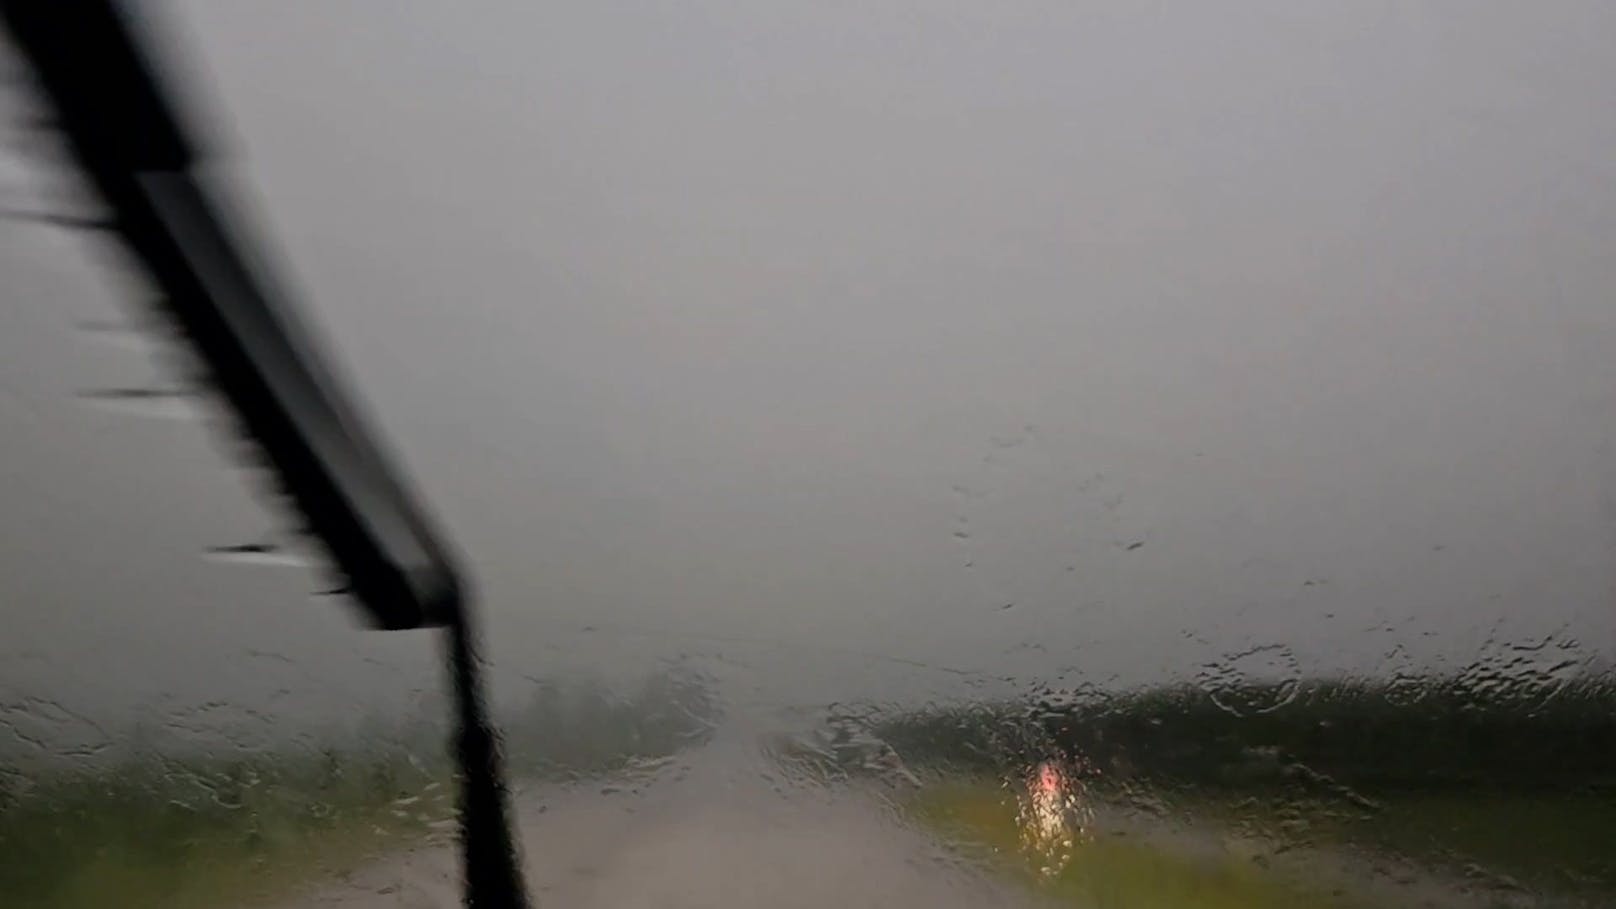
874,673,1616,794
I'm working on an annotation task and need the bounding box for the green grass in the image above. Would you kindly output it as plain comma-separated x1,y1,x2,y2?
1261,789,1616,898
907,779,1616,908
907,780,1359,909
875,672,1616,905
0,750,453,909
0,667,720,909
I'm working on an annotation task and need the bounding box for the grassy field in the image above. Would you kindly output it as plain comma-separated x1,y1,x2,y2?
907,779,1359,909
880,672,1616,908
905,778,1616,908
0,668,719,909
1284,790,1616,900
0,749,453,909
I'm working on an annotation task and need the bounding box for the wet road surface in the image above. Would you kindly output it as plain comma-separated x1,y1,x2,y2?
288,741,1035,909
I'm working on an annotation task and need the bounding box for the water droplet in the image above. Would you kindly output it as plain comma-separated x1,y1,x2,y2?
1198,644,1302,717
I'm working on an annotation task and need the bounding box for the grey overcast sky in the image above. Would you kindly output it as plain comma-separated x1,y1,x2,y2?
4,1,1616,741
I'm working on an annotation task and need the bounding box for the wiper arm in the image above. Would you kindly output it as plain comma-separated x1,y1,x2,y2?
1,3,531,905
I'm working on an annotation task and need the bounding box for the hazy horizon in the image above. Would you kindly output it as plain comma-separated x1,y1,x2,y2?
4,1,1616,750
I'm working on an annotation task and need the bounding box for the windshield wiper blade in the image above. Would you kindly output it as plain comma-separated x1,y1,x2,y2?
5,0,452,633
1,3,531,905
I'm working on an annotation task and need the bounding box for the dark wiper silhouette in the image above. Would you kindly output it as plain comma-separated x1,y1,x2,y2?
1,3,530,906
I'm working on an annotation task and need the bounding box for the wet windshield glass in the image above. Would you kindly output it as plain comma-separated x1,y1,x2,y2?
4,3,1616,907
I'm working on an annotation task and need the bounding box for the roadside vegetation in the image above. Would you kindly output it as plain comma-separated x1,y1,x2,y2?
0,666,718,909
878,671,1616,907
909,779,1358,909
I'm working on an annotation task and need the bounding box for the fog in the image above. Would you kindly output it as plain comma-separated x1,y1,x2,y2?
4,1,1616,742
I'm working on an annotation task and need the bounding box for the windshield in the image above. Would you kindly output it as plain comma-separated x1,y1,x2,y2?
4,3,1616,908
